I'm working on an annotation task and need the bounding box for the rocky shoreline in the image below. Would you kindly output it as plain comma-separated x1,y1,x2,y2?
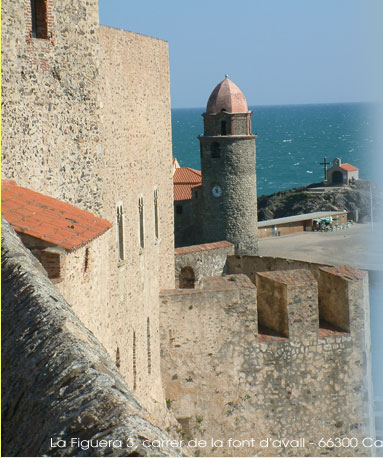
257,180,383,222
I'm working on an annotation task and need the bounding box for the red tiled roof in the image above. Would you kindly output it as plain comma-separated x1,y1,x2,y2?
173,167,202,201
175,241,234,254
173,167,202,183
340,163,358,172
174,184,201,201
1,180,112,251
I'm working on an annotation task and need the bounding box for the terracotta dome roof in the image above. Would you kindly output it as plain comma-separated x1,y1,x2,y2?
206,76,248,114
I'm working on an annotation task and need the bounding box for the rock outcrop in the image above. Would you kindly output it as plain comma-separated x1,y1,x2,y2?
258,180,383,222
1,218,183,457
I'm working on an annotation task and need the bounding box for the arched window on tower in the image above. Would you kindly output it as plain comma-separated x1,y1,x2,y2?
30,0,48,39
221,120,227,135
211,142,220,158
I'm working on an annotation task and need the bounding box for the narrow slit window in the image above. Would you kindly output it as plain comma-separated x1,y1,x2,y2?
147,317,152,375
84,247,90,272
139,197,145,249
133,332,137,390
154,189,159,240
221,121,227,135
115,346,121,369
31,0,48,39
117,205,125,261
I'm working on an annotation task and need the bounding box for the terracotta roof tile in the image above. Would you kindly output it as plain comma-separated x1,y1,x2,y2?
340,163,358,172
174,183,201,201
173,167,202,201
173,167,202,183
175,241,233,254
2,180,112,251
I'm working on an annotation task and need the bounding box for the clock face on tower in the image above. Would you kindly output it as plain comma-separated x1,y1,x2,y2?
212,185,222,197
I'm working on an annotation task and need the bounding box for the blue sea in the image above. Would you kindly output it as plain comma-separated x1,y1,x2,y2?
172,102,377,196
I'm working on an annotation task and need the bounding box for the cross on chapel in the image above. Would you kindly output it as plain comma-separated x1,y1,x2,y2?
320,157,330,181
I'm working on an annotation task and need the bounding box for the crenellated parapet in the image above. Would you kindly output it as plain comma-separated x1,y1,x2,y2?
318,265,368,333
160,255,374,457
256,269,318,341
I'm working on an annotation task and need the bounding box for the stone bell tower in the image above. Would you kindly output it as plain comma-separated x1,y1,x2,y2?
198,76,258,254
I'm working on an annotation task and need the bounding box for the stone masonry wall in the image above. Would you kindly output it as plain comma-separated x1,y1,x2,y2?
175,241,234,287
2,0,176,440
174,199,193,248
55,236,115,356
226,254,330,282
199,136,258,254
98,26,175,423
1,219,183,458
1,0,104,214
160,267,374,456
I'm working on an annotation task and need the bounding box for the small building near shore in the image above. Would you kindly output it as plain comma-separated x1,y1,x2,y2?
327,158,359,185
258,210,348,238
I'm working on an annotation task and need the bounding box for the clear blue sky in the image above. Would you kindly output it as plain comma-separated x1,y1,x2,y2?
99,0,383,108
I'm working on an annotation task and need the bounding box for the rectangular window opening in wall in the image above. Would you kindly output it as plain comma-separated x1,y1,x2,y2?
117,204,125,261
176,205,183,215
31,0,48,39
84,247,90,273
133,332,137,390
139,197,145,249
115,346,121,369
147,317,152,375
154,189,159,240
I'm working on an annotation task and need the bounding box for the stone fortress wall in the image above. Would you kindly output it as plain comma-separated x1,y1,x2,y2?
1,219,183,458
55,235,111,345
97,26,175,420
175,241,235,287
226,254,331,281
1,1,375,456
1,0,104,214
1,0,175,426
160,258,375,457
